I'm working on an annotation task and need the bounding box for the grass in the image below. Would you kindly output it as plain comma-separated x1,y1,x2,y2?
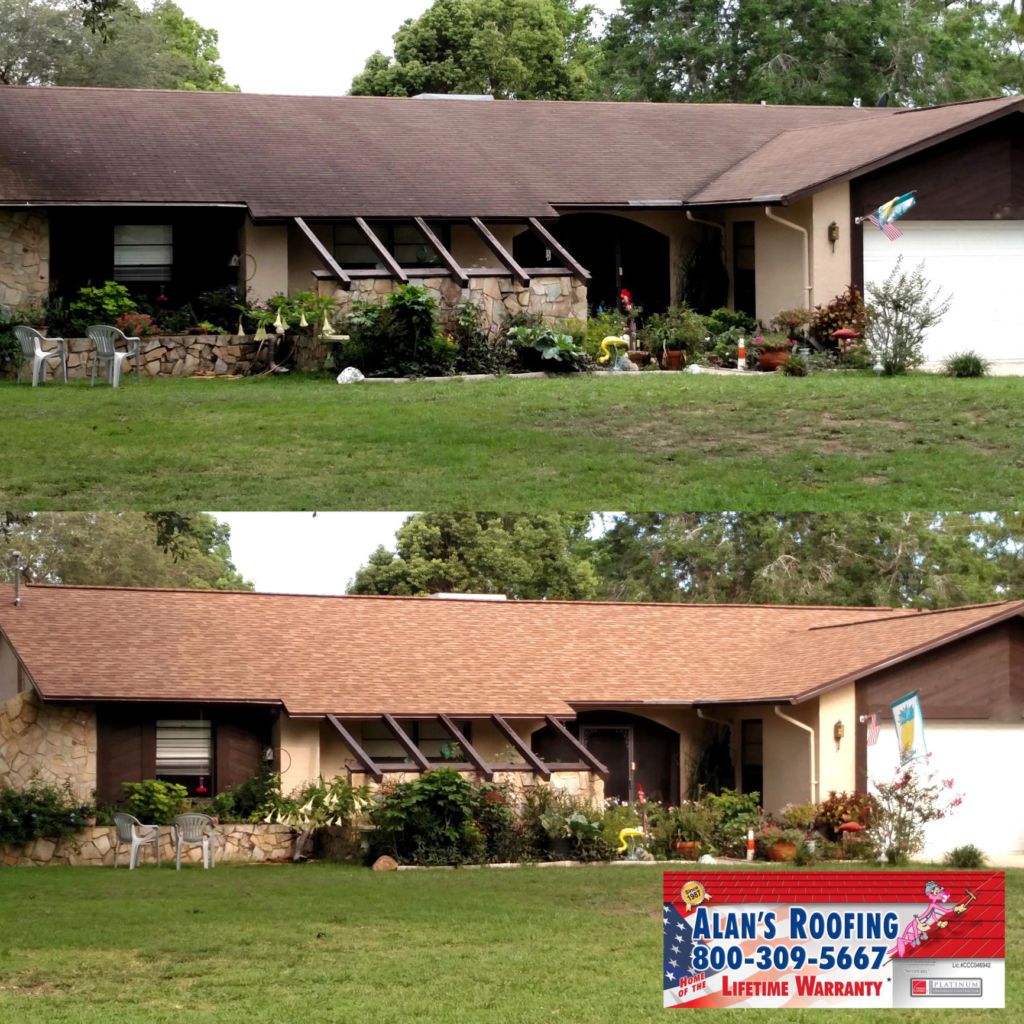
0,862,1018,1023
2,373,1024,509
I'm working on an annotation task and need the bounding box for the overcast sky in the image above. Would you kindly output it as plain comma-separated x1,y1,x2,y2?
175,1,620,96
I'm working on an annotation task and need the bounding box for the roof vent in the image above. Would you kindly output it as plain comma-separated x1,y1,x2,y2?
7,551,26,607
430,592,508,601
413,93,495,101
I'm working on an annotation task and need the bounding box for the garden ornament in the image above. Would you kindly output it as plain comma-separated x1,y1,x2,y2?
598,335,630,369
616,827,646,856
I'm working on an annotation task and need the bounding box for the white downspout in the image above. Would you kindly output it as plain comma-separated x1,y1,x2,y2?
696,707,736,791
764,206,812,310
685,210,725,251
773,705,818,804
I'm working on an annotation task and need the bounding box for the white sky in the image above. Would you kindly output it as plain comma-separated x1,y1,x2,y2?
213,512,412,594
174,0,621,96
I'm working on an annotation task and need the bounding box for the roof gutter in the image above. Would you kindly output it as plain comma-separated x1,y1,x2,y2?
764,206,812,309
774,705,818,803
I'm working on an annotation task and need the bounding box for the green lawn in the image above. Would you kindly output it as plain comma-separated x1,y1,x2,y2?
0,863,1018,1023
1,374,1022,509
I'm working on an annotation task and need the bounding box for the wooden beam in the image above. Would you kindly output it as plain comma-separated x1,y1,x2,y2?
544,716,609,776
470,217,530,287
414,218,469,287
490,714,550,778
293,217,351,289
526,217,591,282
326,715,381,781
381,714,431,770
354,217,409,283
438,715,494,780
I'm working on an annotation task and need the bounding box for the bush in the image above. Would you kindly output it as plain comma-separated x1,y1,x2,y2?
768,307,811,341
809,286,867,344
703,789,761,857
265,775,370,832
944,844,986,869
0,778,93,847
69,281,137,335
507,324,588,372
445,301,509,375
816,790,877,840
120,779,189,825
943,351,989,378
641,305,706,359
519,784,608,861
114,311,159,337
781,353,808,376
702,307,757,339
208,764,280,823
865,258,951,374
871,765,961,864
579,310,627,360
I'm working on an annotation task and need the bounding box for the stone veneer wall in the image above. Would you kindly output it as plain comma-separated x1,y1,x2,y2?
59,335,263,379
0,211,48,308
1,823,297,867
0,690,96,800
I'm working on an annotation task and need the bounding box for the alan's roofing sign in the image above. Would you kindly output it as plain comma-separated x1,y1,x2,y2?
663,872,1004,1009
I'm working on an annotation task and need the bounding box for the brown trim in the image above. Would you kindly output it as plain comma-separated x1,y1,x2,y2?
414,217,469,286
327,714,382,781
854,682,868,793
491,714,550,778
470,217,530,286
438,714,493,779
850,203,864,295
381,713,431,770
526,217,591,282
293,216,351,288
354,217,409,283
544,716,609,776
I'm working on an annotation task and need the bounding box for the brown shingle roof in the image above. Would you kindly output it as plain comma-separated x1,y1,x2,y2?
3,85,1003,218
1,585,1017,716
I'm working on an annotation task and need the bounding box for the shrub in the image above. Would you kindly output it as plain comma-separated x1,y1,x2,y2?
703,789,761,857
0,778,93,847
69,281,137,334
208,764,281,823
768,307,811,341
816,790,877,840
507,324,588,372
943,351,989,378
446,301,508,375
599,799,641,851
580,310,627,360
641,305,707,359
702,307,757,338
865,258,951,374
120,779,189,825
944,844,986,869
871,764,962,864
265,775,370,832
519,784,608,860
809,286,867,344
114,311,159,337
779,802,819,831
781,353,808,376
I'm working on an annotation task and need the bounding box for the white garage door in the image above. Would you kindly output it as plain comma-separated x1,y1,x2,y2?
863,221,1024,367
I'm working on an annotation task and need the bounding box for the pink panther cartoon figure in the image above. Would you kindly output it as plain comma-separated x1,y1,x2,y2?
886,880,975,960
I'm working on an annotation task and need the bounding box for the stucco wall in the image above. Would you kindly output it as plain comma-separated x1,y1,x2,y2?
274,715,320,796
810,183,853,309
243,218,289,303
816,682,857,797
0,211,49,309
0,690,96,800
0,635,20,702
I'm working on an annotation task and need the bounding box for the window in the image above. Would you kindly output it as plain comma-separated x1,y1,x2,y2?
732,221,756,317
156,719,212,796
332,221,448,270
114,224,173,282
360,719,472,763
740,718,763,797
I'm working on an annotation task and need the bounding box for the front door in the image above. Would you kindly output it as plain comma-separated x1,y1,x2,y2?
582,726,633,802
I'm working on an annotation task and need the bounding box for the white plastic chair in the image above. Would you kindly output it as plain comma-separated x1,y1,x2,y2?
13,325,67,386
113,812,161,868
86,325,141,387
173,813,217,870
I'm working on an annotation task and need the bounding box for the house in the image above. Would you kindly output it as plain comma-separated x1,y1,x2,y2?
1,584,1022,862
0,87,1021,367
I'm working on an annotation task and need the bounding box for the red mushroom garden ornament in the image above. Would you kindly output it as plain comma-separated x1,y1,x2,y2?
830,327,861,356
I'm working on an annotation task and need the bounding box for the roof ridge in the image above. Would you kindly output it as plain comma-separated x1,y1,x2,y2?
13,583,907,612
894,95,1023,115
807,600,1021,631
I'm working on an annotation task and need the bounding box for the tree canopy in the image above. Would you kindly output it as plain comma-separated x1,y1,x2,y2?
0,0,235,89
0,513,251,590
347,512,599,599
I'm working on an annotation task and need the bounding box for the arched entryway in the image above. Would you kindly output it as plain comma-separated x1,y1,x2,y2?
513,214,671,315
532,711,679,804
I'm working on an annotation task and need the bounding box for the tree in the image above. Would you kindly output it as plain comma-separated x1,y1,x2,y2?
348,513,598,599
597,1,1024,107
0,0,235,90
349,0,599,99
589,513,1017,608
0,513,251,590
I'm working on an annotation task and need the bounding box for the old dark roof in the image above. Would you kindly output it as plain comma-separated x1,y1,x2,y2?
0,585,1020,716
0,87,1019,217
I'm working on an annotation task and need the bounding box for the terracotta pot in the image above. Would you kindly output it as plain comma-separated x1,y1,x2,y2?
662,349,684,371
627,350,651,368
758,350,791,372
672,840,701,861
768,840,798,863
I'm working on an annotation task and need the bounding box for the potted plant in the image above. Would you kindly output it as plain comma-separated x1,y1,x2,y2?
671,801,715,860
753,335,796,371
641,306,705,371
757,823,803,862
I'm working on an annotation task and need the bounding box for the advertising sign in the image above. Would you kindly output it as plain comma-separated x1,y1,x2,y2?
663,871,1004,1009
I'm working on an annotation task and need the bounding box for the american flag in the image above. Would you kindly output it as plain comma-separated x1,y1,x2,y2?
867,713,881,746
868,214,903,241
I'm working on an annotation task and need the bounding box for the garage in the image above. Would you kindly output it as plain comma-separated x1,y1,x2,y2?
863,220,1024,368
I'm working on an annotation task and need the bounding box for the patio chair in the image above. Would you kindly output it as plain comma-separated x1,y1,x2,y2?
172,813,218,870
13,325,67,386
113,812,161,869
86,325,141,387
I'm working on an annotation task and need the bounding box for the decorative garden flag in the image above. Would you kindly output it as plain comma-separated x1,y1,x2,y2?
866,192,916,240
890,691,927,765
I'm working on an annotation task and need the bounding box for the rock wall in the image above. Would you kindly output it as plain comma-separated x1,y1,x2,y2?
0,211,48,309
0,691,96,800
59,335,263,379
1,823,297,866
327,274,588,329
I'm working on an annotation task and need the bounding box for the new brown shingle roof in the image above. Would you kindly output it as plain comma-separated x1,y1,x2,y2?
3,87,1016,217
1,585,1018,716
